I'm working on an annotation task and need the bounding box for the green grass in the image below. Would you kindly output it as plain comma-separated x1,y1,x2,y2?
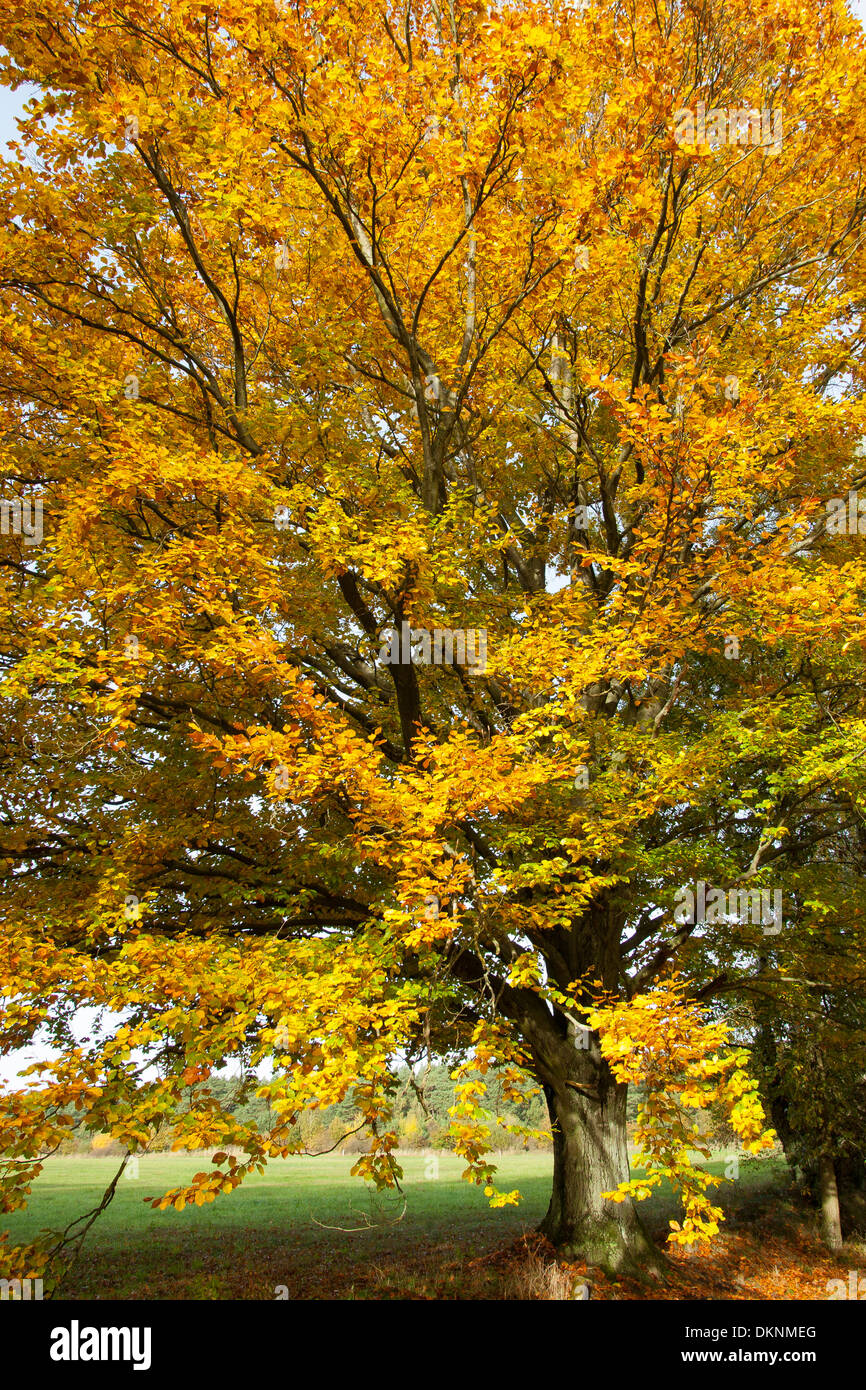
2,1150,785,1300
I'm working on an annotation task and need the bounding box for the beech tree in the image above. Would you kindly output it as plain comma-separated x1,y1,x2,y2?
1,0,865,1281
751,909,866,1250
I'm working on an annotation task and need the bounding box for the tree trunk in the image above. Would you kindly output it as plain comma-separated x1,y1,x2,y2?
837,1153,866,1236
818,1152,843,1252
498,904,662,1277
537,1061,659,1276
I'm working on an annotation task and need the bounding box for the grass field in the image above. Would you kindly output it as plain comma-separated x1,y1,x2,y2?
6,1151,554,1299
2,1148,832,1300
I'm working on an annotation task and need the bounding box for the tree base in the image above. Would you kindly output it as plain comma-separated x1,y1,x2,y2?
539,1209,666,1279
538,1073,666,1278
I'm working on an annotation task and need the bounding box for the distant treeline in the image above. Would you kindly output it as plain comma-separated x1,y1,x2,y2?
62,1066,663,1156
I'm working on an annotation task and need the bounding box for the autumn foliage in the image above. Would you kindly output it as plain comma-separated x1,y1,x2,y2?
0,0,864,1285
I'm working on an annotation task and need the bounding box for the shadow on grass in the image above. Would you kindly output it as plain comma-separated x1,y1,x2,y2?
4,1150,843,1300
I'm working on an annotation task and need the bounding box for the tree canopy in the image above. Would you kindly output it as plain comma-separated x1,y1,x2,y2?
0,0,864,1281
